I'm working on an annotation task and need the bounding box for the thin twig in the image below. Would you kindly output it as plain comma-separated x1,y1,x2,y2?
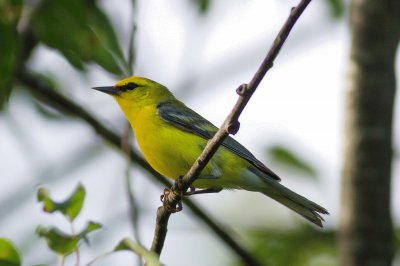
84,251,114,266
127,25,137,75
122,2,142,263
16,69,258,265
69,222,80,266
150,0,313,261
127,0,137,75
121,127,140,237
122,124,143,266
59,255,65,266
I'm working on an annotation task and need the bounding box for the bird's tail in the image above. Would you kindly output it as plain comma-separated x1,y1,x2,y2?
260,178,328,227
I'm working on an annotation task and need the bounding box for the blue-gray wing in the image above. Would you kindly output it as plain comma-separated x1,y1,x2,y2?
157,102,281,181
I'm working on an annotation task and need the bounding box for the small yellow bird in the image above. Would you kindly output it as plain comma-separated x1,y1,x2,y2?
93,76,328,227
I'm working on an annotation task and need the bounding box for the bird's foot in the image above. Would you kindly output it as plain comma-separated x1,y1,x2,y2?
160,188,183,213
160,174,222,212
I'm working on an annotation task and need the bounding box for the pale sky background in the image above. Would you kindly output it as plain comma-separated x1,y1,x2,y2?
1,0,399,265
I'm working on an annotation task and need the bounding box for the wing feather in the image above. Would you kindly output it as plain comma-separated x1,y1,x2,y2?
157,102,281,181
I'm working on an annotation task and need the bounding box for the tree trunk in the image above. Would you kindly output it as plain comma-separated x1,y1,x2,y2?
340,0,400,266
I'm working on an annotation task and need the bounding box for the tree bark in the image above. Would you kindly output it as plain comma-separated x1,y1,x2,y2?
340,0,400,266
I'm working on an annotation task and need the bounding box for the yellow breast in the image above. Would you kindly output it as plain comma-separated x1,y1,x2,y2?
126,104,248,190
131,105,206,180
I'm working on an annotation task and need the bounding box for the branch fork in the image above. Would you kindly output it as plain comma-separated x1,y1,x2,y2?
160,179,185,213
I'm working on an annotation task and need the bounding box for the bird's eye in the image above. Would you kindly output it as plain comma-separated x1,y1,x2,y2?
121,82,139,91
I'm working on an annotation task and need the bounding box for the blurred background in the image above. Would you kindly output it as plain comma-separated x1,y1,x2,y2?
0,0,399,265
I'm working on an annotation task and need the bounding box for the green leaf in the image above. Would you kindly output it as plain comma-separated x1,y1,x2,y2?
36,226,78,255
268,145,317,178
396,227,400,251
0,238,21,266
0,0,21,108
86,2,129,73
36,222,101,256
325,0,345,18
191,0,211,14
0,0,23,24
37,183,85,221
32,0,125,75
33,101,66,120
114,238,160,266
77,221,102,243
242,226,337,266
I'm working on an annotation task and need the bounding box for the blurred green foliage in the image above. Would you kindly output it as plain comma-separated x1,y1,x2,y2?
396,228,400,253
115,238,160,266
236,226,400,266
0,0,128,108
36,184,101,257
191,0,211,14
32,0,126,75
239,226,337,266
190,0,345,18
0,238,21,266
37,183,85,221
35,183,152,264
36,222,101,256
0,0,21,109
326,0,345,18
268,145,317,179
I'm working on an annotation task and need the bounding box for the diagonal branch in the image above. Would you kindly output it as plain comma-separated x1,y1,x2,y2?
150,0,313,261
123,1,140,258
16,69,259,266
14,1,262,265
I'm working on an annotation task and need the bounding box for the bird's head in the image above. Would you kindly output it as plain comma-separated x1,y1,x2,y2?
92,76,174,110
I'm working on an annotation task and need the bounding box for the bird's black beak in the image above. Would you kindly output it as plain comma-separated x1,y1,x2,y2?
91,86,119,95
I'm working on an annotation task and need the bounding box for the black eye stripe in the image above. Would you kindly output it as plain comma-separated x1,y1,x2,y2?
119,82,139,92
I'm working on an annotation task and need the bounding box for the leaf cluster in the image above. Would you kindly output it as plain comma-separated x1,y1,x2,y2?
37,184,101,260
0,0,126,109
34,183,160,265
243,226,337,266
